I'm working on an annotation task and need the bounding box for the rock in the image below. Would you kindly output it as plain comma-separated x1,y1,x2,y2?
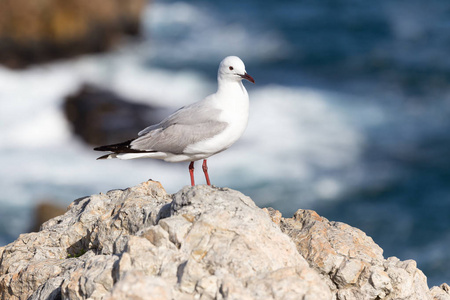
431,283,450,300
0,181,446,299
0,0,146,68
107,272,173,300
33,201,67,232
280,209,434,300
0,181,331,300
64,84,167,146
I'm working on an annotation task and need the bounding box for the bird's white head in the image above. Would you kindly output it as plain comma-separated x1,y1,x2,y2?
218,56,255,84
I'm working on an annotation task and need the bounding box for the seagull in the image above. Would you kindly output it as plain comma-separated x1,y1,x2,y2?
94,56,254,186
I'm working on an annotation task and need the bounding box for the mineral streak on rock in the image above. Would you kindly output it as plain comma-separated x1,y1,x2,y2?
0,181,447,299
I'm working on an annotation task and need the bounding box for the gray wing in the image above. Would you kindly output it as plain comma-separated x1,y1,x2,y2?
131,100,228,154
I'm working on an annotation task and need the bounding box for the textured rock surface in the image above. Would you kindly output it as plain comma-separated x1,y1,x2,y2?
0,181,330,299
280,210,434,300
431,283,450,300
0,181,446,299
0,0,145,68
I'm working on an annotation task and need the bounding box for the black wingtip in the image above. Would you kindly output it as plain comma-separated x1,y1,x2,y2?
93,139,134,152
93,139,156,156
94,145,112,152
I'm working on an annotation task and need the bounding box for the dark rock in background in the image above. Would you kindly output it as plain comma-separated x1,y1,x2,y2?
32,202,66,233
0,0,146,68
64,84,167,146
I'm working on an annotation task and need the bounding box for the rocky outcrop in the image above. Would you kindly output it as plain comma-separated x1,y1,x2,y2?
64,85,166,146
431,283,450,300
282,210,432,300
0,0,146,68
0,181,447,299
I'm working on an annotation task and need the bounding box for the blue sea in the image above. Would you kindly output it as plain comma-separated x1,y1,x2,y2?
1,0,450,287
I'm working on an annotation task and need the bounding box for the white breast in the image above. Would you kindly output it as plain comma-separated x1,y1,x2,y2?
183,82,249,157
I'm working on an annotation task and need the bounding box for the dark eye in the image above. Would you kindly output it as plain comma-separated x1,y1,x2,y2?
229,66,234,70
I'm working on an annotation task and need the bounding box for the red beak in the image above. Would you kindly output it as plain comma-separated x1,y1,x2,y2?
240,72,255,83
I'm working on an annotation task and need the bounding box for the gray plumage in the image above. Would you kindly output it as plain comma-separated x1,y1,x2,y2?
131,99,228,154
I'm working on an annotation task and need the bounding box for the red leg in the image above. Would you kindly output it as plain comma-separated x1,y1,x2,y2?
189,161,195,186
202,159,211,186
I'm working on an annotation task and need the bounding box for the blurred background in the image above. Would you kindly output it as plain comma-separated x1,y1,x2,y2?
1,0,450,287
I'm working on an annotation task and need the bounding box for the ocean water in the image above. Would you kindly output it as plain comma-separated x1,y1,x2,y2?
1,0,450,287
